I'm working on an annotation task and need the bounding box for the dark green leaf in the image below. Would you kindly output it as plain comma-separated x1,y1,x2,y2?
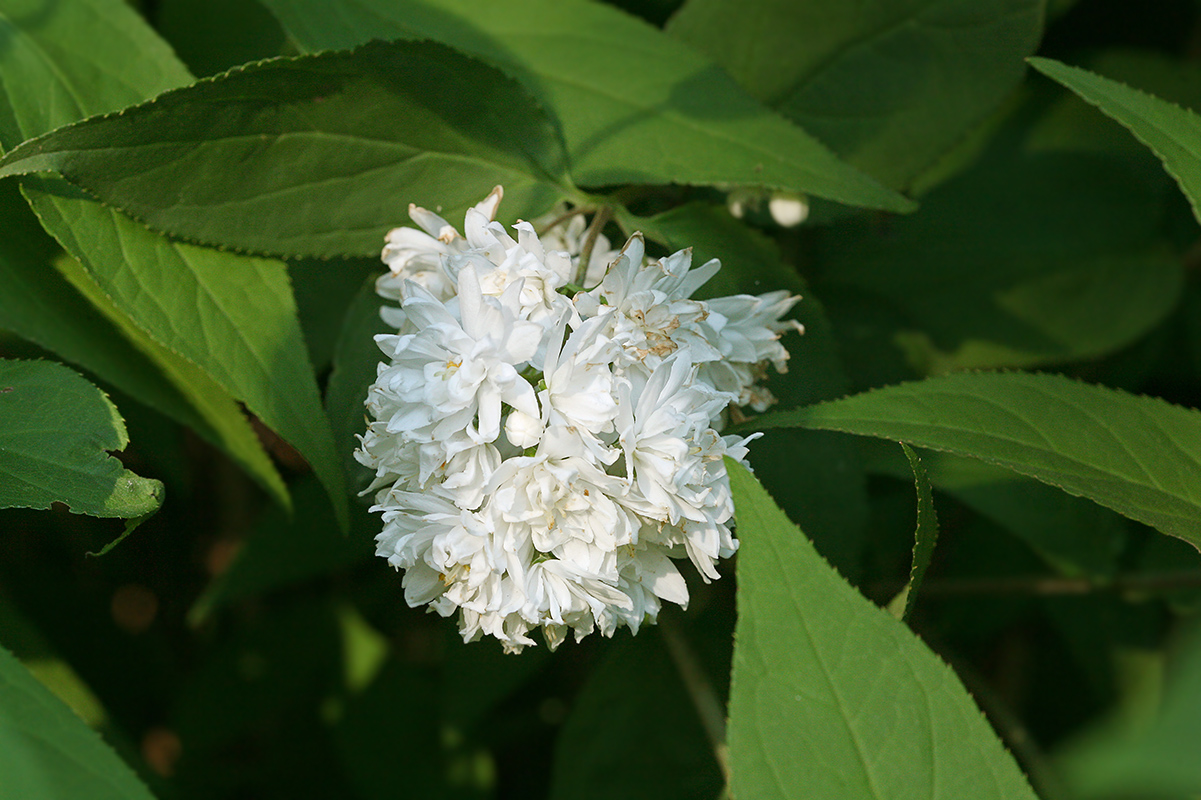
726,460,1037,799
748,371,1201,545
258,0,914,214
1059,622,1201,797
0,359,162,519
1030,56,1201,225
290,258,377,374
0,643,156,800
667,0,1045,189
0,39,570,259
818,152,1182,371
863,444,1125,578
550,632,722,800
0,0,346,526
156,0,287,77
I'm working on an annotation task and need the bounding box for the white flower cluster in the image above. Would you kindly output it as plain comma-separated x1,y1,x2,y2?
357,187,802,653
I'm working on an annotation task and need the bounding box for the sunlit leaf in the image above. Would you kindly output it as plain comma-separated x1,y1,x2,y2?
726,460,1037,799
0,181,287,507
0,39,572,259
258,0,914,214
0,359,162,519
0,0,346,526
748,371,1201,545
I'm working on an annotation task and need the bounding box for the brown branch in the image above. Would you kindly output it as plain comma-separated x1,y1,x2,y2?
873,569,1201,599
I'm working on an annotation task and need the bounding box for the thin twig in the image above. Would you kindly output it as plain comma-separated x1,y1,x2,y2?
659,617,731,791
947,647,1072,800
535,205,591,237
574,205,612,286
872,569,1201,599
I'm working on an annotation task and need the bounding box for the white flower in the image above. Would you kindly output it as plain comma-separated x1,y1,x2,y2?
359,187,802,653
374,267,541,445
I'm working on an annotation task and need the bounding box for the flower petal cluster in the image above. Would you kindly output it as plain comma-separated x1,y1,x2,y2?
358,187,803,652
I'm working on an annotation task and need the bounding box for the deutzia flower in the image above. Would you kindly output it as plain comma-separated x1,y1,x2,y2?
357,187,803,653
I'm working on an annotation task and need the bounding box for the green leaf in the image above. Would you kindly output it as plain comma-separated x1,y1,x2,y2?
0,181,287,508
1029,56,1201,226
325,277,392,495
0,359,163,518
0,642,156,800
863,444,1125,578
0,0,347,527
0,0,189,145
893,443,939,621
726,460,1037,800
1059,623,1201,797
290,258,377,374
817,152,1182,371
53,244,290,509
667,0,1045,189
1026,50,1201,169
0,39,572,259
747,371,1201,546
24,182,343,524
258,0,914,214
550,632,722,800
156,0,287,78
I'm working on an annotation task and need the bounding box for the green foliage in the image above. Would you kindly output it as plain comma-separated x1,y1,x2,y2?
667,0,1046,189
726,460,1036,799
0,0,345,526
1031,56,1201,224
816,151,1182,370
863,445,1126,578
1059,623,1201,797
0,359,162,518
0,1,1200,798
896,443,940,621
0,643,156,800
549,632,722,800
0,182,288,508
749,371,1201,544
0,40,572,259
258,0,914,214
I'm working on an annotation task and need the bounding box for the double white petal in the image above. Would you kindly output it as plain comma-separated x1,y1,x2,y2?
359,188,802,653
